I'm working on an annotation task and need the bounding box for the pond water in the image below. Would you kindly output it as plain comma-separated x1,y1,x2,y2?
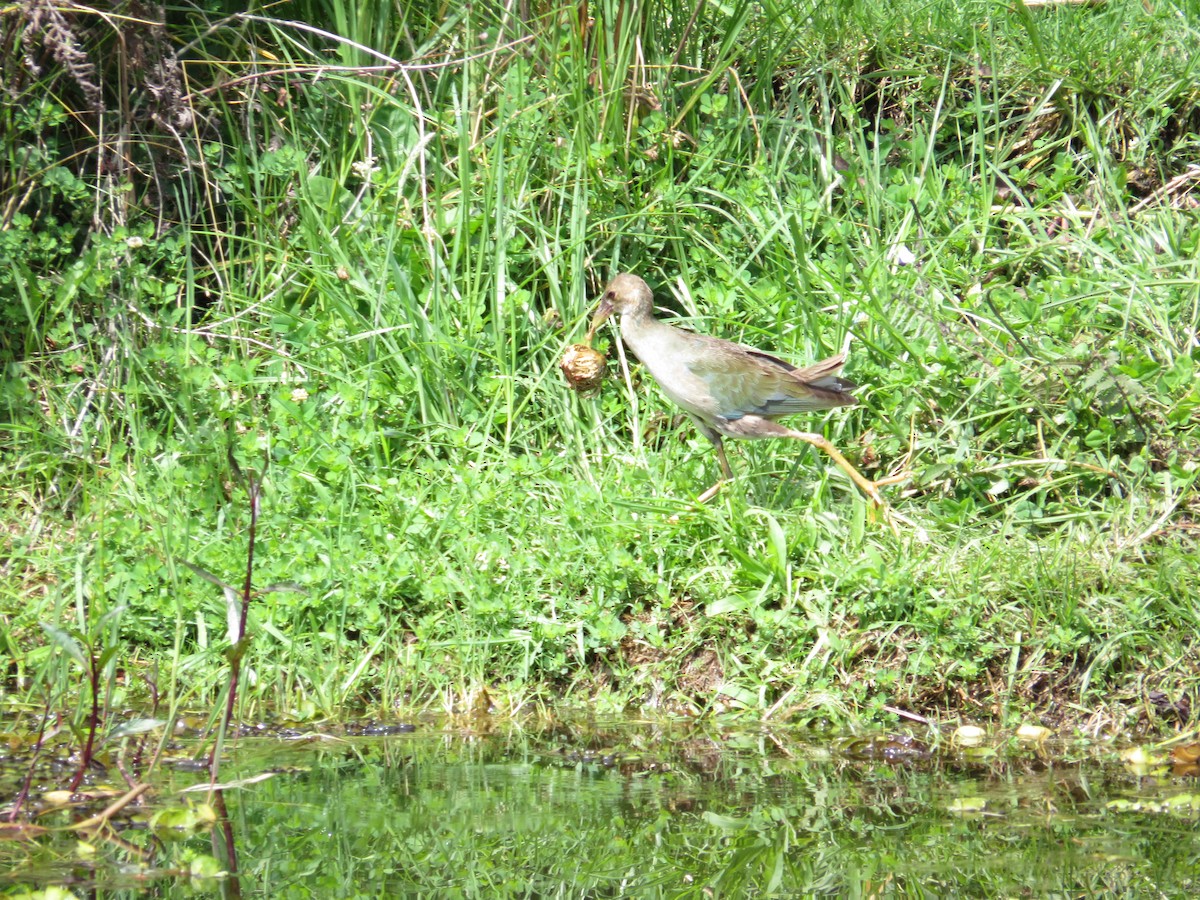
3,718,1197,897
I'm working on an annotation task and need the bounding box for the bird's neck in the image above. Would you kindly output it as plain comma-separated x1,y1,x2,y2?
620,305,660,333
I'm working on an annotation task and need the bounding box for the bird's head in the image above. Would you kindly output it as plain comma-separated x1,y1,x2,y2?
589,273,654,336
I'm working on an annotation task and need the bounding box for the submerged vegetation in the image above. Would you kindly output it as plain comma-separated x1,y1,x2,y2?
2,0,1198,741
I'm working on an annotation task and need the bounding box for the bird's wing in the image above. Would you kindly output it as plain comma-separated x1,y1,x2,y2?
688,344,857,419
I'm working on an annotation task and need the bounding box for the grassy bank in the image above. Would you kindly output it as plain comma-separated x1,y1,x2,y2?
2,0,1198,734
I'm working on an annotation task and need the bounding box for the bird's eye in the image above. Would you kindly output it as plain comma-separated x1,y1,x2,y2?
604,290,614,300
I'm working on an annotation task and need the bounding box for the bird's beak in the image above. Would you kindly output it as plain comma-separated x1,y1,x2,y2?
586,294,614,341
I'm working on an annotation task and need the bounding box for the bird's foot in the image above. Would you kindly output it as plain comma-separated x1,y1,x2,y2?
695,480,725,504
859,469,910,508
782,430,917,531
665,480,724,523
859,470,917,535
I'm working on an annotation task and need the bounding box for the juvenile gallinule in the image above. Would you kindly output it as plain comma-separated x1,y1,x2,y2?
590,273,891,507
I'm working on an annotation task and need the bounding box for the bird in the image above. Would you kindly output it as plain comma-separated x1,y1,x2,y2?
588,273,891,508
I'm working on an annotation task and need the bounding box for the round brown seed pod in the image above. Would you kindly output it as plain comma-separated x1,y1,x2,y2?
560,343,607,394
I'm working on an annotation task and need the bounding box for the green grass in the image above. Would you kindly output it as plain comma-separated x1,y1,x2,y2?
1,0,1198,734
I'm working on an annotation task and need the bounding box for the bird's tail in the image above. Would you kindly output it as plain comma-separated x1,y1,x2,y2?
793,353,858,395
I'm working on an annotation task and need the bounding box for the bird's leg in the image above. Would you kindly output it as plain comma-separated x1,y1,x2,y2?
695,432,734,503
783,429,891,508
713,435,735,480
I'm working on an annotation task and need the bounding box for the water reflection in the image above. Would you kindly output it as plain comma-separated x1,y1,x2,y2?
3,720,1196,896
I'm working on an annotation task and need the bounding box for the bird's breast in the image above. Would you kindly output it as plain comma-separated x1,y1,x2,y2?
620,328,722,422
